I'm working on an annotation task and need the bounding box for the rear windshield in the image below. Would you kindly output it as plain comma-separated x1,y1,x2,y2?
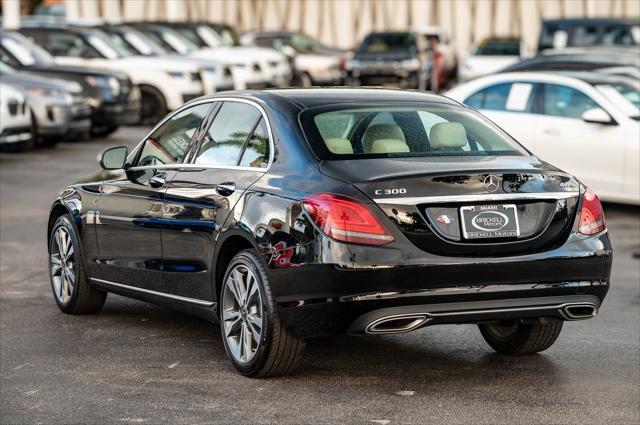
300,104,529,159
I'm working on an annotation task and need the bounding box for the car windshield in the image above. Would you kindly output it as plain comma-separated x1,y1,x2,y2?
173,27,208,48
195,25,225,47
86,30,133,59
1,33,55,65
114,28,167,56
301,104,529,159
287,34,323,53
475,40,520,56
357,33,416,54
595,83,640,119
158,27,199,54
209,24,240,46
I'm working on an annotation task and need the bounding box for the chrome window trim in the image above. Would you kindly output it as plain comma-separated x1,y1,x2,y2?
91,278,215,307
125,97,274,173
372,192,579,205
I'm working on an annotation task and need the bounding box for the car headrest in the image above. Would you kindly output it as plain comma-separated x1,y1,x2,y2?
429,122,468,150
363,123,405,153
325,138,354,154
369,139,410,154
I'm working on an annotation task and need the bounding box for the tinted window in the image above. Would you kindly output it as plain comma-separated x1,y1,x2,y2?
571,25,600,46
465,83,534,113
29,30,100,58
474,39,520,56
195,102,261,166
303,104,528,159
239,118,270,168
357,33,417,53
136,103,212,166
541,84,598,118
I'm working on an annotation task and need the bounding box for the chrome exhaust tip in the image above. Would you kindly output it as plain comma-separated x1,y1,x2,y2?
562,303,598,320
365,314,432,334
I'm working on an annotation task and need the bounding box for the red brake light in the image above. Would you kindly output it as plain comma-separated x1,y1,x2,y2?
302,193,395,245
578,188,605,235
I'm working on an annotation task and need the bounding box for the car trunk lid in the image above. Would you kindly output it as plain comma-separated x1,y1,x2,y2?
319,156,581,256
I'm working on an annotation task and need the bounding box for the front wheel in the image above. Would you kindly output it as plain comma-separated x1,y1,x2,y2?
479,318,563,355
220,250,305,377
139,85,168,126
49,215,107,314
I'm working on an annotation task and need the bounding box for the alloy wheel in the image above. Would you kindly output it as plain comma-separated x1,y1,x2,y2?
50,227,75,304
222,264,264,364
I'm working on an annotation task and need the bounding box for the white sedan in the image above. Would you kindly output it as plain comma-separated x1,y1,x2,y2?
446,72,640,205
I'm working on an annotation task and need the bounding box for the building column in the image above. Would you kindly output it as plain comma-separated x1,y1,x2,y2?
2,0,21,30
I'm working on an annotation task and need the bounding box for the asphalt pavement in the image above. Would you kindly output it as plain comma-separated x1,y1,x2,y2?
1,127,639,425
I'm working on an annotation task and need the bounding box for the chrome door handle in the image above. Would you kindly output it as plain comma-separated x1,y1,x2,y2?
216,182,236,196
149,172,166,188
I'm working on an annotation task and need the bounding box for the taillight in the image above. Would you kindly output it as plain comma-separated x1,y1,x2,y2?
302,193,394,245
578,188,606,235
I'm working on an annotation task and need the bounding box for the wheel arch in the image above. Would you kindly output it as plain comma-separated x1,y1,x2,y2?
47,196,84,245
212,228,264,306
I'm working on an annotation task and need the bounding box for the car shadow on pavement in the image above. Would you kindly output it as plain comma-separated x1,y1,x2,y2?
98,294,562,385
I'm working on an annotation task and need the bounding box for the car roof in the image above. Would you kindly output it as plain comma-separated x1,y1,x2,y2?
202,88,460,110
552,71,639,86
541,18,635,26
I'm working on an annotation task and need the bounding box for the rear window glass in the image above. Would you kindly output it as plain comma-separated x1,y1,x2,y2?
301,104,529,159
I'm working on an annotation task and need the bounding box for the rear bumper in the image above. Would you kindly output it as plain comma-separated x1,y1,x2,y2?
269,231,612,337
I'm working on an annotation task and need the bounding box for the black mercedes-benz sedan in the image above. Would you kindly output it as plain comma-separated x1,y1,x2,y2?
46,88,612,377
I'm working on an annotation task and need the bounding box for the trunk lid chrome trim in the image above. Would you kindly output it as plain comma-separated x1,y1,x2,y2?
373,191,578,205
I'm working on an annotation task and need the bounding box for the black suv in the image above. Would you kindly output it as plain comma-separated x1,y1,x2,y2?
346,31,432,90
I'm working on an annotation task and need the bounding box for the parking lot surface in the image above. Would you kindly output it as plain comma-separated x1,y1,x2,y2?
1,127,639,425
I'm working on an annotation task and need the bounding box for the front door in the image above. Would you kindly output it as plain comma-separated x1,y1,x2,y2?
94,102,213,290
162,100,270,301
532,83,626,198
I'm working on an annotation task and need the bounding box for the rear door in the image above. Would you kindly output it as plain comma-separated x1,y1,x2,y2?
161,99,271,301
94,102,213,290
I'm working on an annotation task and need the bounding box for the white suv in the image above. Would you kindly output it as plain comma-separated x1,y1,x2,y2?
148,22,292,88
19,25,205,124
0,83,32,151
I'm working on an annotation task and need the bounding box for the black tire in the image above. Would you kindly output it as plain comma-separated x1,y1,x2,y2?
479,318,563,355
219,250,305,378
48,214,107,314
90,124,119,138
139,85,168,126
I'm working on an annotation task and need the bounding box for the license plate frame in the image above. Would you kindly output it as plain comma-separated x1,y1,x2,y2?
460,204,520,240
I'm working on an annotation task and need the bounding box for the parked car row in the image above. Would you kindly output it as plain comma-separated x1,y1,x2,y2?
0,18,354,151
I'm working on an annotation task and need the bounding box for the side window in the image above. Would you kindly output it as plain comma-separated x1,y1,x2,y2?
541,84,598,119
136,103,212,166
464,83,512,111
194,101,261,166
465,83,534,113
239,118,270,168
47,32,93,58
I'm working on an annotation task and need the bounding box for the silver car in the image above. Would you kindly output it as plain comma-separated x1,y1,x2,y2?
1,63,91,145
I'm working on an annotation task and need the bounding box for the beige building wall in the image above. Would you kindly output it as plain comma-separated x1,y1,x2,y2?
72,0,640,54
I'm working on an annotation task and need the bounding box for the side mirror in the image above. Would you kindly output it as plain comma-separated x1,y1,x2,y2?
581,108,614,125
100,146,128,170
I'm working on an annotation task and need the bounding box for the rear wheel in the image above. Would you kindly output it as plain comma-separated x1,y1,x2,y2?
49,215,107,314
479,318,563,355
139,85,168,126
220,250,305,377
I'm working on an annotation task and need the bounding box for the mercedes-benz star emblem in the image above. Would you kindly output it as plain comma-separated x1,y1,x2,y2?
483,174,500,193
